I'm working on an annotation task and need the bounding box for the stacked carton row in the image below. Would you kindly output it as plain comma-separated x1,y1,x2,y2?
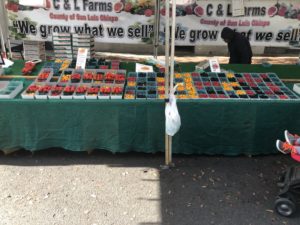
23,40,46,61
52,33,73,59
72,34,95,59
52,33,95,59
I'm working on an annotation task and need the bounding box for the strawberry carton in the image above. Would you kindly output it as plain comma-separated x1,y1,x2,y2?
82,72,94,83
104,72,115,84
115,74,125,85
21,83,41,99
61,85,76,99
48,85,65,99
70,73,81,83
86,86,100,99
93,72,104,84
35,83,53,99
111,86,123,99
99,86,111,99
74,85,88,99
35,68,53,82
70,69,84,83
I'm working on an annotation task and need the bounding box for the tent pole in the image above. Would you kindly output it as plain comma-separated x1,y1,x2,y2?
0,26,6,55
164,0,170,166
2,0,12,59
169,0,176,165
153,0,160,59
0,0,7,56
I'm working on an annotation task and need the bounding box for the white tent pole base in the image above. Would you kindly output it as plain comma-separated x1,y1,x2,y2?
165,133,169,165
168,135,172,165
160,162,175,170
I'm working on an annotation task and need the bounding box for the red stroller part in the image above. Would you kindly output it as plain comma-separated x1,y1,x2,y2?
291,152,300,162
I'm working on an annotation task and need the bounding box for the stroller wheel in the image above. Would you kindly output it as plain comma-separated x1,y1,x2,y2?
275,198,296,217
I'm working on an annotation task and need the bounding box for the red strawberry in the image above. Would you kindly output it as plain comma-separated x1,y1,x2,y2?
11,4,19,12
160,8,166,16
114,2,124,13
7,2,15,10
185,5,193,15
46,0,51,9
144,9,153,17
278,6,287,17
124,2,132,12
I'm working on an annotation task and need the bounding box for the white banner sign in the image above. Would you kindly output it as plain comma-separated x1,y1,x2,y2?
5,0,300,47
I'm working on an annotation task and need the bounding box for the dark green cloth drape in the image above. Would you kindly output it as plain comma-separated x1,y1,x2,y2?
0,98,299,155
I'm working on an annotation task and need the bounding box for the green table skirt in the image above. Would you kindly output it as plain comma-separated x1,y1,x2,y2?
0,98,299,155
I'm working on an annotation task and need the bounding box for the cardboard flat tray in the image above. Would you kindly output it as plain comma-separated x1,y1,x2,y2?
60,94,74,99
48,94,61,99
35,94,48,99
110,95,122,99
293,83,300,95
0,81,23,99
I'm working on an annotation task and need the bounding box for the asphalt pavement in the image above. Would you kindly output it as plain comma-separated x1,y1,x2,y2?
0,149,299,225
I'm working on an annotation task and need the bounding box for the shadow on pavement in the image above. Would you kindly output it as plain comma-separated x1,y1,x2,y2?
159,155,300,225
0,149,299,224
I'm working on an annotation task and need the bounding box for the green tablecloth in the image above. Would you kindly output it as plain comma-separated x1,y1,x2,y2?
0,61,300,154
115,62,300,79
221,64,300,79
5,60,300,79
0,98,299,155
6,60,46,76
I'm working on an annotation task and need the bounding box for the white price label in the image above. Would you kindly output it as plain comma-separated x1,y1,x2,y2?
75,48,88,70
209,58,221,73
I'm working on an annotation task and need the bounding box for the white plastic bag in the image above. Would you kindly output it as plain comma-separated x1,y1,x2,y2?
165,85,181,136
